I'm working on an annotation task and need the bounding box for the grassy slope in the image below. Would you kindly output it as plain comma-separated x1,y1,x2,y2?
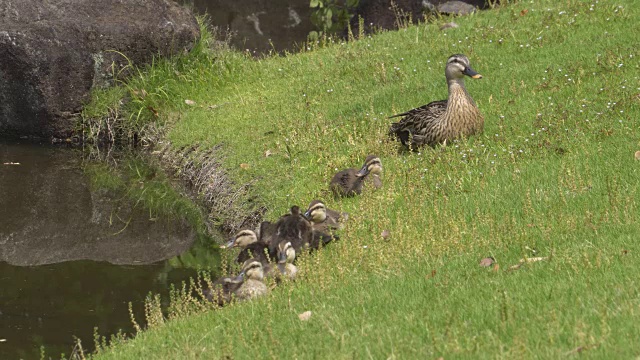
93,0,639,358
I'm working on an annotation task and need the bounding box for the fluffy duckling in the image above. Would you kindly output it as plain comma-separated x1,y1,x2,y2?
304,200,348,230
223,229,273,265
268,206,313,256
266,240,298,282
234,258,268,301
203,275,243,307
330,155,383,197
277,241,298,280
303,200,347,244
389,54,484,148
254,220,277,245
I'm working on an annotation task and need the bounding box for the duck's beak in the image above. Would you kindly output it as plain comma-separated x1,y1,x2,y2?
303,209,312,219
233,272,245,282
356,164,370,177
463,66,482,79
221,238,235,249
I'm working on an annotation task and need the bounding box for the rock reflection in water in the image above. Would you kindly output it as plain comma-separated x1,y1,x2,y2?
0,141,196,266
180,0,314,54
0,140,221,359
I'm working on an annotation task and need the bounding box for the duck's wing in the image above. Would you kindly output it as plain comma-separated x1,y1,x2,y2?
389,100,447,119
388,100,447,145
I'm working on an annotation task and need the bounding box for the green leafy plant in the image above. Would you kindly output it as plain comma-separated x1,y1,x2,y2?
309,0,360,39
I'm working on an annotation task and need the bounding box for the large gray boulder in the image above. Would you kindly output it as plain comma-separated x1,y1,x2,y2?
0,0,199,140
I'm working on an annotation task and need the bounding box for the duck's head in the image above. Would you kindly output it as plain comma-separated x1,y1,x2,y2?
357,155,382,177
304,200,327,223
277,241,296,264
445,54,482,80
239,259,264,281
222,229,258,249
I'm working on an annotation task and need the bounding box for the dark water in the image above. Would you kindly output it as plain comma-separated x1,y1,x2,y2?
0,140,220,359
0,260,197,360
180,0,314,54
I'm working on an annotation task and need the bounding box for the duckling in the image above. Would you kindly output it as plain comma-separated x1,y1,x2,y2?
303,200,346,246
255,220,277,246
265,240,298,282
234,258,268,301
330,155,383,197
268,206,313,256
223,229,273,265
304,200,348,233
203,274,243,307
276,241,298,280
389,54,484,149
364,157,383,190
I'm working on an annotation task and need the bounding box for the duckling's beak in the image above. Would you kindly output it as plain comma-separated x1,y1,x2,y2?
234,272,245,282
278,251,288,264
221,238,235,249
303,209,312,219
356,164,370,177
463,66,482,79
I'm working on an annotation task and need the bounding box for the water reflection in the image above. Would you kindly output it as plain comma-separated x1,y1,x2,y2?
0,140,221,359
180,0,314,54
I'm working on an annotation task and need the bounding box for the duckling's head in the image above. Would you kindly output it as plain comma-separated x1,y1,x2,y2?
304,200,327,223
445,54,482,80
357,155,382,177
277,241,296,264
239,259,264,281
223,229,258,249
290,206,301,216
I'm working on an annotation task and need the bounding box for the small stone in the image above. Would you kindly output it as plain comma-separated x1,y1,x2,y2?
185,99,196,105
264,150,272,158
381,230,390,240
634,150,640,160
479,257,495,267
298,311,312,321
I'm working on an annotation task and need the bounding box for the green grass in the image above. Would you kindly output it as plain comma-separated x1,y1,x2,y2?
88,0,640,358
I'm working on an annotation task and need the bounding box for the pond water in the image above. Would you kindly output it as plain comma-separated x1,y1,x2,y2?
180,0,315,54
0,140,220,359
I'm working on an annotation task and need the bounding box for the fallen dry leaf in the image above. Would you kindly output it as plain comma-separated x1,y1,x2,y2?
239,163,250,169
479,257,495,267
520,9,529,16
147,106,159,117
298,311,312,321
621,250,629,255
184,99,196,106
524,256,547,263
509,256,549,271
264,150,272,158
381,229,390,240
509,262,524,271
493,264,500,272
635,150,640,160
439,22,458,30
